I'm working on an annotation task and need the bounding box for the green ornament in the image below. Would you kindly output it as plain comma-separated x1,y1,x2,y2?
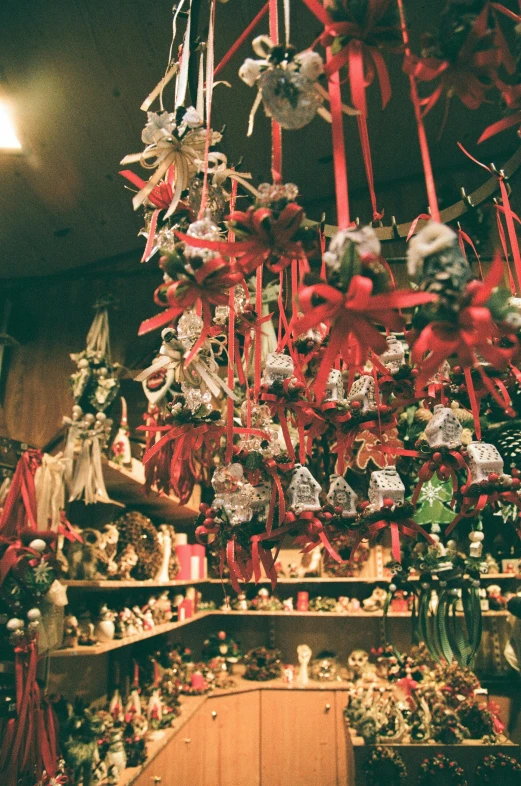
414,475,455,527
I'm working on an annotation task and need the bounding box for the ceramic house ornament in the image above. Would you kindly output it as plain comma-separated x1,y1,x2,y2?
288,465,321,514
262,352,294,387
424,404,462,450
368,467,405,508
348,375,377,413
327,474,357,517
324,369,345,402
378,336,405,374
467,442,504,484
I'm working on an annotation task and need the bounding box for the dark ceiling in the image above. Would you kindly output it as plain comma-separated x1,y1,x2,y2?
0,0,519,278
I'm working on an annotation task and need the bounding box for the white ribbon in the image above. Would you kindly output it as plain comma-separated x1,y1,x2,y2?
195,151,259,197
69,434,118,505
175,0,193,109
86,306,111,359
34,453,66,531
121,127,222,219
136,338,237,401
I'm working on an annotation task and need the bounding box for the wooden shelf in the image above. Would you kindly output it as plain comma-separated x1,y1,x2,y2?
207,573,521,585
50,612,212,657
50,608,510,656
64,578,207,589
103,458,200,523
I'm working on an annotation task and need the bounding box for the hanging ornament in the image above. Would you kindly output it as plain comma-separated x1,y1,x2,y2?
111,397,132,466
239,37,325,131
120,108,222,219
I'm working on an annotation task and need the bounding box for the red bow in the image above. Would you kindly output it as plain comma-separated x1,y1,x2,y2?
368,516,434,563
286,510,344,564
0,451,41,538
404,4,502,118
176,203,306,275
409,253,516,390
120,170,194,262
143,422,223,504
138,258,243,363
295,276,434,400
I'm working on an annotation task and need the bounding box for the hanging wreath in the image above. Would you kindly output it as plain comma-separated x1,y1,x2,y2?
475,753,521,785
243,646,282,681
362,746,407,786
113,512,161,581
418,753,468,786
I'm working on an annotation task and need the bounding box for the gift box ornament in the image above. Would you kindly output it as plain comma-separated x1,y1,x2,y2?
378,335,405,374
347,375,377,413
262,351,294,388
326,474,357,517
466,441,504,484
324,369,345,402
287,465,321,514
368,467,405,508
424,404,463,450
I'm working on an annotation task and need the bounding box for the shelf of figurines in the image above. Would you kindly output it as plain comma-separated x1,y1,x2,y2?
51,609,510,658
61,573,521,589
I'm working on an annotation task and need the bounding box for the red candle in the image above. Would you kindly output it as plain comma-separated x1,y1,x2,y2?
191,671,205,690
297,592,309,612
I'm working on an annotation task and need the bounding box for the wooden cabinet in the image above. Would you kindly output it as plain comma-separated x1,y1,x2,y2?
204,691,260,786
260,690,340,786
133,688,352,786
132,709,206,786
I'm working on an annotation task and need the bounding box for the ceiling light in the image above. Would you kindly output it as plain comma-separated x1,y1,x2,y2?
0,100,22,152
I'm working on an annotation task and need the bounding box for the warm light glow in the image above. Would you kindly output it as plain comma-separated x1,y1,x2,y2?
0,101,22,151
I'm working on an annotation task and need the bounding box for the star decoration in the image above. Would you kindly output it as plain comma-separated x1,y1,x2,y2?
33,558,52,585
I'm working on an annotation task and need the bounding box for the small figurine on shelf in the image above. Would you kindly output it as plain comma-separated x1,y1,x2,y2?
117,544,139,581
283,597,294,612
105,727,127,783
346,650,373,682
251,587,284,611
232,592,250,611
95,604,116,643
296,644,312,687
77,612,97,647
362,586,387,612
62,613,80,648
156,524,173,582
154,591,173,623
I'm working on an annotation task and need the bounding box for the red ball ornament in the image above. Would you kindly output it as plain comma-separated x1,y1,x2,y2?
453,365,462,375
334,506,343,514
203,517,215,527
378,404,391,415
438,469,450,481
218,630,226,640
206,508,216,518
512,478,521,489
321,511,333,520
512,467,521,477
383,497,394,508
358,500,370,511
350,400,361,410
410,368,419,377
199,503,209,513
432,452,443,464
488,472,500,483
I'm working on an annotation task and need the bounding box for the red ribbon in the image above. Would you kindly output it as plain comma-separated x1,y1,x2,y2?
368,516,434,563
138,259,243,364
403,4,501,119
0,451,41,538
176,203,306,275
409,252,517,390
295,276,435,400
289,510,344,564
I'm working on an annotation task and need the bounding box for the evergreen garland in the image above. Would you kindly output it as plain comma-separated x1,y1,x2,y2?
418,753,468,786
475,752,521,785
